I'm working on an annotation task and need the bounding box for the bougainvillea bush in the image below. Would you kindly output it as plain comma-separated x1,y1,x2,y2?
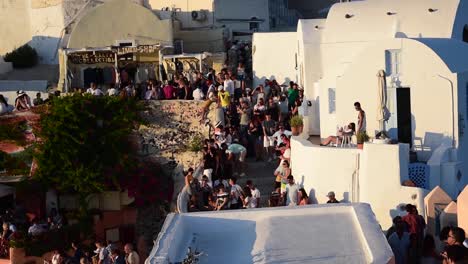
34,94,172,215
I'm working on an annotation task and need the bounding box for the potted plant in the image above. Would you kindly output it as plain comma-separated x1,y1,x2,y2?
290,115,304,136
356,131,369,149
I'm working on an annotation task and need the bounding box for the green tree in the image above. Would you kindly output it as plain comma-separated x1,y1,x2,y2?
34,94,140,217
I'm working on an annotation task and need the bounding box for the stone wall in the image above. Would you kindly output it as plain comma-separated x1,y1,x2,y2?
138,100,215,199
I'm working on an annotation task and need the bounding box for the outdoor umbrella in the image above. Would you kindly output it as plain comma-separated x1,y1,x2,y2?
376,70,387,131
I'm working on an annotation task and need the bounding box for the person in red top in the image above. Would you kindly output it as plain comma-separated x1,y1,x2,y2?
163,81,175,99
402,204,426,261
402,204,421,235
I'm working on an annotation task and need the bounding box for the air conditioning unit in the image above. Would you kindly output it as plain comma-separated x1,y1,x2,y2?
191,10,207,21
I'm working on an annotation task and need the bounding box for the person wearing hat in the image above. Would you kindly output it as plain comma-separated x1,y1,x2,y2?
218,85,230,111
15,90,32,111
326,191,339,203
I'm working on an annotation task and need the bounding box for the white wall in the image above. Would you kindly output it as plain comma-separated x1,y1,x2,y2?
29,4,66,64
324,0,460,43
291,138,428,230
290,138,359,204
252,32,297,88
0,0,31,56
359,142,428,230
150,0,214,29
151,0,270,33
297,19,325,135
319,39,458,163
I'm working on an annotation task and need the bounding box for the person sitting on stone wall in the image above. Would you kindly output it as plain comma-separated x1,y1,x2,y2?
33,92,44,106
15,90,32,111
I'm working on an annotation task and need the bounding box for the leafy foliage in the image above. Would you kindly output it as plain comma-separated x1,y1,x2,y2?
188,134,204,152
0,147,34,176
357,131,370,144
4,44,38,68
0,117,28,145
290,115,304,127
34,94,140,213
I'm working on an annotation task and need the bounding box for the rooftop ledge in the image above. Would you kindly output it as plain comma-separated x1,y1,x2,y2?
147,203,394,264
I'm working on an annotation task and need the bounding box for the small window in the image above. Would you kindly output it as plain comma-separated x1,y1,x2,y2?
385,49,401,76
463,25,468,43
328,88,336,114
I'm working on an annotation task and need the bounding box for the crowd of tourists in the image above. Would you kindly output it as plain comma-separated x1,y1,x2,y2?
0,206,143,264
48,241,140,264
386,204,468,263
0,90,56,115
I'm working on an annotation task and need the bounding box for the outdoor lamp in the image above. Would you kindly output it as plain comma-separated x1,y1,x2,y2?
428,8,438,13
345,14,353,19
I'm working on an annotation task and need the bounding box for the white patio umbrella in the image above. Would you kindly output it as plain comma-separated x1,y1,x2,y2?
376,70,387,131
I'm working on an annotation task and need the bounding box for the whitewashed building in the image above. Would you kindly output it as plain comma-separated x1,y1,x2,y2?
253,0,468,230
0,0,285,65
147,203,394,264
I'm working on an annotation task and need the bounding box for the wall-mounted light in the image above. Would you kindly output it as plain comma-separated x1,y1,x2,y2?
314,25,321,30
345,14,354,19
428,8,438,13
386,12,396,16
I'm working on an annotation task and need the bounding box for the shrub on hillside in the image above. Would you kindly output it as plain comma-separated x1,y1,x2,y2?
4,44,38,68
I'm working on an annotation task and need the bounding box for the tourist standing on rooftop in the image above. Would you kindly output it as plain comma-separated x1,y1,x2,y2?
354,102,366,133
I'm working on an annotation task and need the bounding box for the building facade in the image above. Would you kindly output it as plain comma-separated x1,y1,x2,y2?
253,0,468,230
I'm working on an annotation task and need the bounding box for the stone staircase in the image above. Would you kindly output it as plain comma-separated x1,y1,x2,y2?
236,158,278,207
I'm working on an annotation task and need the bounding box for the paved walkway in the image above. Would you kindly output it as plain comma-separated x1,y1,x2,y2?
236,158,278,207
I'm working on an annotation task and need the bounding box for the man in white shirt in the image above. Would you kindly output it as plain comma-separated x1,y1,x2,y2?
86,83,104,96
283,175,299,206
223,75,235,97
271,125,292,147
95,241,111,264
246,180,260,208
192,87,204,100
229,177,243,209
107,85,118,96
